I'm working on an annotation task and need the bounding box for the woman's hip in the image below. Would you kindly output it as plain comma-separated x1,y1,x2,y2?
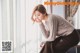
62,29,79,44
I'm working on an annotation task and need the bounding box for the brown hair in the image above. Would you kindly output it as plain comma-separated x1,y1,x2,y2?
31,4,48,22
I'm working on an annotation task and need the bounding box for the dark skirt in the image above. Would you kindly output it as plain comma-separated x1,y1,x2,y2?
40,29,79,53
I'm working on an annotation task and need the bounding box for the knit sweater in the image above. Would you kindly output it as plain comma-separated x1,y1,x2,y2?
39,14,74,41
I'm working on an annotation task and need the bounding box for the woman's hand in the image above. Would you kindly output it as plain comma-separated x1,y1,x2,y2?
40,41,46,48
35,18,42,23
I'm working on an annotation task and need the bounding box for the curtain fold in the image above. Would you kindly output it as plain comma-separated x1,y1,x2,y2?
0,0,2,52
73,5,80,29
65,0,79,25
0,0,52,53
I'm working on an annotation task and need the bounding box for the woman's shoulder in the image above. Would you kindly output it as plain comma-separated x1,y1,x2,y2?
48,14,60,20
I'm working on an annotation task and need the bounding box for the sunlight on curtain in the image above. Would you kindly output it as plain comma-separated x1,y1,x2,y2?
73,5,80,29
0,0,49,53
13,0,28,53
0,0,14,53
0,0,2,52
26,0,44,53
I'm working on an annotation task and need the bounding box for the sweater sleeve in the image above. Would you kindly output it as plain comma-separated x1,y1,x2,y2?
39,22,50,38
48,17,58,41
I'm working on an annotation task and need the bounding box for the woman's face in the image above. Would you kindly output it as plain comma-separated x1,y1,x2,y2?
34,11,45,21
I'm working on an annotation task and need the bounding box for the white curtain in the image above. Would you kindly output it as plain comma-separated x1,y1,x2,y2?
0,0,51,53
0,0,2,52
73,5,80,29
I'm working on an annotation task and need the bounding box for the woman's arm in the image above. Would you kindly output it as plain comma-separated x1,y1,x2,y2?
34,18,49,38
39,22,49,38
48,17,58,41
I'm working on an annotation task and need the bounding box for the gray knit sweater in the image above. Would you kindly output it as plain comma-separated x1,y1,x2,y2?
39,14,74,41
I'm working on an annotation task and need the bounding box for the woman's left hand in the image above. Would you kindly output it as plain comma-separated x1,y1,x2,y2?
40,41,46,48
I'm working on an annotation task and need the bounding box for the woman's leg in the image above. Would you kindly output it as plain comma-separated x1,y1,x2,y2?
40,36,63,53
53,37,75,53
53,30,79,53
40,29,79,53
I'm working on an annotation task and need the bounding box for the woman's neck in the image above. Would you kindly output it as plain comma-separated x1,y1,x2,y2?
43,14,49,21
42,15,49,24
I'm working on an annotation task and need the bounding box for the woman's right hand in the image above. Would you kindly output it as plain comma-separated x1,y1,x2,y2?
35,18,42,23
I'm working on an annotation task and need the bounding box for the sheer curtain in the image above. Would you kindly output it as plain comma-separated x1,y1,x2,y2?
0,0,14,52
26,0,42,53
0,0,2,52
26,0,51,53
0,0,51,53
73,5,80,29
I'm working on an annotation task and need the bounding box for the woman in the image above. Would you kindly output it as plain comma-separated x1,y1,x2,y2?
31,4,79,53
